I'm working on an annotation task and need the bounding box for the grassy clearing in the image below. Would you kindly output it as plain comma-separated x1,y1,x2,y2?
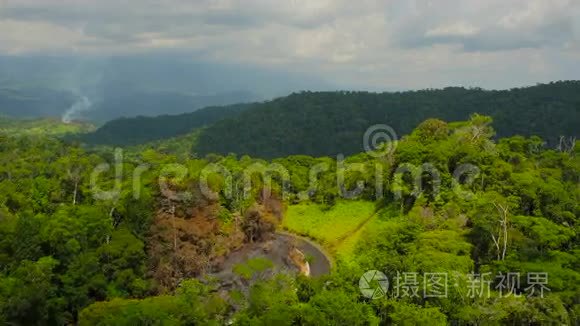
0,117,94,136
282,200,375,255
333,222,369,259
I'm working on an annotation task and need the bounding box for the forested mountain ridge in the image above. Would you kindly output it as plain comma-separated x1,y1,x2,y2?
77,103,252,145
195,81,580,158
80,81,580,157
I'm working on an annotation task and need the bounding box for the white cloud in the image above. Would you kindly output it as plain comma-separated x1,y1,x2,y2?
0,19,88,54
426,22,480,37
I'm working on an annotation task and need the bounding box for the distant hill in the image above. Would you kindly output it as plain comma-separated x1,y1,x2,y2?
84,90,257,122
0,87,75,119
0,86,257,123
77,103,252,145
194,81,580,158
79,81,580,157
0,54,333,122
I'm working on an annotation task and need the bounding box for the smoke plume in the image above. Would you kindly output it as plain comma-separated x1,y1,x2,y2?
62,95,92,123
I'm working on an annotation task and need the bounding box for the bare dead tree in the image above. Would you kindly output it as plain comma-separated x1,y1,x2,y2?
490,202,509,260
67,167,81,205
557,136,576,154
170,204,177,251
72,178,78,205
470,125,485,142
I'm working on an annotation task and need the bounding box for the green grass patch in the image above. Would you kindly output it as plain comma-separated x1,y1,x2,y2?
233,257,274,280
282,200,375,252
0,117,94,137
333,221,369,259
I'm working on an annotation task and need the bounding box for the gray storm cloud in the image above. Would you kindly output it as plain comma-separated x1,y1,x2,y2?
0,0,579,89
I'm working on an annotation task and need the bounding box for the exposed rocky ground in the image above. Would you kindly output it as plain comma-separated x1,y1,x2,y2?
146,187,316,293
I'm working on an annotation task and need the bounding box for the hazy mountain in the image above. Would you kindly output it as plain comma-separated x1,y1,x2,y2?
77,103,252,145
0,54,334,122
0,87,75,119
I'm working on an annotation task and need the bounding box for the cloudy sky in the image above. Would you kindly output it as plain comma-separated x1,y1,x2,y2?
0,0,579,90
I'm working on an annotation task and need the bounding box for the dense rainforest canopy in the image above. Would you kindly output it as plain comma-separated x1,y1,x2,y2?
0,113,578,325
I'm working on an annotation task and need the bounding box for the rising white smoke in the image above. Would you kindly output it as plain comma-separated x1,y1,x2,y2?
62,95,92,123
